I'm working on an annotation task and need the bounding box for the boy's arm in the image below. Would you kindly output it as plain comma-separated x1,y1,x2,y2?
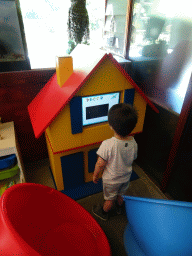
93,156,107,184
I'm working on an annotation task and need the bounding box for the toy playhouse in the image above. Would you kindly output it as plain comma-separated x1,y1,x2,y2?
28,44,158,200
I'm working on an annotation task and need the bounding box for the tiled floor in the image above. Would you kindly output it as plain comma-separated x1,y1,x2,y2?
25,158,55,188
24,159,169,256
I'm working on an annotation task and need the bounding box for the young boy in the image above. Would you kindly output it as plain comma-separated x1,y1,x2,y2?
92,103,138,221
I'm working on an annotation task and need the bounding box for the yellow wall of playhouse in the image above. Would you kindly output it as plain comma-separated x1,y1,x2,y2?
45,132,64,191
47,57,147,154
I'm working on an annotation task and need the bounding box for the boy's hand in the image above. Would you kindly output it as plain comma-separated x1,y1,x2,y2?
93,174,99,184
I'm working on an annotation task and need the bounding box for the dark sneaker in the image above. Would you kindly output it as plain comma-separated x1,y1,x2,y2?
92,205,108,221
116,201,126,215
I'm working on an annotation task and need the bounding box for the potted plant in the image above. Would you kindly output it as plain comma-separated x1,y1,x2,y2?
67,0,89,53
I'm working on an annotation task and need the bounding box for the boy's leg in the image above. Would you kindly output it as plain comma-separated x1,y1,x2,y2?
92,183,118,220
116,195,126,215
103,199,115,212
117,195,124,206
117,181,130,204
116,181,130,214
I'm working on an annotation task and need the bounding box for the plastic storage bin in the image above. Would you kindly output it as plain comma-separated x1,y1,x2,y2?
0,154,17,170
123,195,192,256
0,183,111,255
0,164,19,180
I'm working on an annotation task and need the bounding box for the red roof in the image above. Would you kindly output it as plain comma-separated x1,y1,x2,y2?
28,45,158,139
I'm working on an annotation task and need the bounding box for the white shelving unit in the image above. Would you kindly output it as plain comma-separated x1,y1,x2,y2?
0,121,25,184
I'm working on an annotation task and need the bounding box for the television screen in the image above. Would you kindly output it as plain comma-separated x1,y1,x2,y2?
82,92,120,126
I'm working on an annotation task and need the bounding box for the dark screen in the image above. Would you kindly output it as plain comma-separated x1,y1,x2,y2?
86,104,109,120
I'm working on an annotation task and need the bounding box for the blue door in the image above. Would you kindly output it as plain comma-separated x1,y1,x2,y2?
61,152,84,190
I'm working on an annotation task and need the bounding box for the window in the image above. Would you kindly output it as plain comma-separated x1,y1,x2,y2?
19,0,192,114
102,0,129,57
127,0,192,114
19,0,105,69
129,0,192,60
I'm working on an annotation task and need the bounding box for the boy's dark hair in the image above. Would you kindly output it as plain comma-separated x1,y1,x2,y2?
108,103,138,137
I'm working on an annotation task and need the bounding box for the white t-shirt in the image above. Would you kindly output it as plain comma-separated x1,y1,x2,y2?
97,136,138,184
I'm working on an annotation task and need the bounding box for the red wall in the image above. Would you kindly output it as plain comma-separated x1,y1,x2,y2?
0,69,55,164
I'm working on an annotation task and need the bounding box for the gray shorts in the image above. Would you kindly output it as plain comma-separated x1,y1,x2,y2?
103,181,130,200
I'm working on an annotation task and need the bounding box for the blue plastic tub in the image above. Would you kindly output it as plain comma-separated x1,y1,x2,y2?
0,154,17,170
123,196,192,256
